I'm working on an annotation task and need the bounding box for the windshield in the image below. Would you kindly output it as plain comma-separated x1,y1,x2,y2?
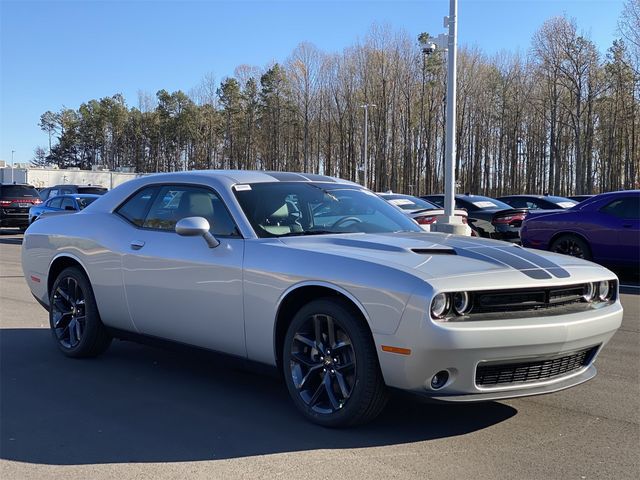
76,197,98,209
463,196,513,210
234,182,422,237
546,196,578,208
381,194,438,211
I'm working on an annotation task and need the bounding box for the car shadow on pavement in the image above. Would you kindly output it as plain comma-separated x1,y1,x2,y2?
0,231,23,245
0,328,517,465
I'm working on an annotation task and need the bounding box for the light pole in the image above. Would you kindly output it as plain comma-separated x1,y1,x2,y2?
11,150,15,183
431,0,467,235
360,103,375,188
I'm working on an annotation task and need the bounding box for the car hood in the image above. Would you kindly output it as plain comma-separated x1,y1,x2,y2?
277,232,608,285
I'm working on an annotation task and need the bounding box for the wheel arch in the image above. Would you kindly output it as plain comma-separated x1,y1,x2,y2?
47,254,90,299
273,282,372,371
549,230,591,250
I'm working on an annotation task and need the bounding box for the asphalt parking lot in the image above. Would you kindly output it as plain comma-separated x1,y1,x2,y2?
1,230,638,480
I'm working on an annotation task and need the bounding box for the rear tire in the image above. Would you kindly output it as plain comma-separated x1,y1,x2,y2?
550,234,592,260
282,298,388,427
49,266,112,358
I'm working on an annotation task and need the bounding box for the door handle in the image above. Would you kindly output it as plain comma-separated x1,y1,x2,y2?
130,240,145,250
622,224,632,229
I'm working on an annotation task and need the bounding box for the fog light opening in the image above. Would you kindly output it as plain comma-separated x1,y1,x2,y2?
431,370,449,389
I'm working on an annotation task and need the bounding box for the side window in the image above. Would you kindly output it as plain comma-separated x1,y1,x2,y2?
60,188,73,195
48,189,59,199
525,201,540,209
61,197,75,210
48,197,63,209
117,187,158,227
142,185,238,237
601,197,640,219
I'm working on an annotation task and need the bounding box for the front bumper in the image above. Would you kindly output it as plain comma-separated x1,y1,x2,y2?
374,298,623,401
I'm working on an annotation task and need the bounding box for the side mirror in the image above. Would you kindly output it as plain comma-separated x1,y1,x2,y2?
175,216,219,248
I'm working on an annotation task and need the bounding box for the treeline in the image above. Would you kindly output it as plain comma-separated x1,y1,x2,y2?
35,8,640,196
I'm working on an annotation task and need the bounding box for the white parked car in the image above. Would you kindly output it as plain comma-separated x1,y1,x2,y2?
378,192,471,234
22,171,623,427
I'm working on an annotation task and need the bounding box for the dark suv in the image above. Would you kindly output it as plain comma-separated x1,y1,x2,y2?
39,184,108,200
0,183,43,229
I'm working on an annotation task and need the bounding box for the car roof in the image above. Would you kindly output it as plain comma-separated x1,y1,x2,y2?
425,193,494,200
141,170,354,185
48,184,107,188
499,195,548,199
0,183,35,187
378,193,417,198
49,193,101,199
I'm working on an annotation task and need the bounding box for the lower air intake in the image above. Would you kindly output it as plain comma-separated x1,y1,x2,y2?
475,346,598,387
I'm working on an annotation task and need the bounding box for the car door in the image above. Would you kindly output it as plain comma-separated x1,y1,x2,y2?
119,184,246,356
599,196,640,266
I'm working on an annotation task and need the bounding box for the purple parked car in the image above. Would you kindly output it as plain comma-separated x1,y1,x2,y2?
520,190,640,269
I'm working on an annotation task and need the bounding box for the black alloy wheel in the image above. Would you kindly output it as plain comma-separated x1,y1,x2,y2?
49,266,112,357
51,275,87,349
283,298,388,427
289,312,357,414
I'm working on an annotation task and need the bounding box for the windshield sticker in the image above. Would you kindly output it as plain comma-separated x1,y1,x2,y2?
473,201,497,208
234,184,252,191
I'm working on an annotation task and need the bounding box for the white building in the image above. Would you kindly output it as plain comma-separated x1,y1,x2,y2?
0,164,140,189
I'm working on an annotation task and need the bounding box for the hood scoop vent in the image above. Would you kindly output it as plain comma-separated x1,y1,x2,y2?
411,248,456,255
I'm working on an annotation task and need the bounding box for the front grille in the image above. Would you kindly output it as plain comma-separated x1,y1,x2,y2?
475,346,598,387
472,284,590,313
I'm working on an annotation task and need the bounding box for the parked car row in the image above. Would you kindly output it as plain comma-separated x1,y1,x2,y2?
377,189,639,271
5,178,638,272
377,193,471,234
0,183,108,230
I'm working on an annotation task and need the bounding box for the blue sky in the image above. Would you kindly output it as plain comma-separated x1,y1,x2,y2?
0,0,626,164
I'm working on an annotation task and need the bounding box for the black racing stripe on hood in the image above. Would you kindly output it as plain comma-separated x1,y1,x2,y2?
472,247,548,271
456,248,552,280
544,267,571,279
498,246,571,278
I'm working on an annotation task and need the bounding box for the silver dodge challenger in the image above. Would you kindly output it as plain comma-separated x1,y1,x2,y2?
22,171,623,427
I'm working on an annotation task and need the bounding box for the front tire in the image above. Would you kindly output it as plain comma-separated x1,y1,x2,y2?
282,298,388,427
49,266,112,357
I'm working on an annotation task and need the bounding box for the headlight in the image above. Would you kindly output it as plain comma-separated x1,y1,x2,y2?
452,291,470,315
583,283,596,302
598,280,612,301
431,293,449,318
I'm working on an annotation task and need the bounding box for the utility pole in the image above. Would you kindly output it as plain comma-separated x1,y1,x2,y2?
429,0,467,235
11,150,15,183
360,103,375,188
